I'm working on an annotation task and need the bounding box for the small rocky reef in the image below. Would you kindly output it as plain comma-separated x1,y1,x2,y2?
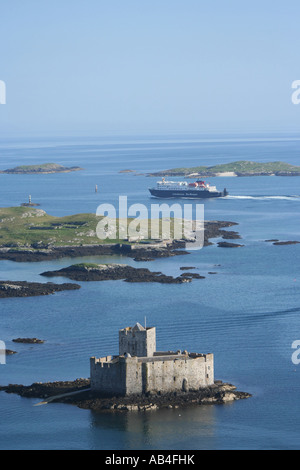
1,350,17,355
41,263,205,284
266,240,300,246
12,338,45,344
0,281,80,298
217,242,244,248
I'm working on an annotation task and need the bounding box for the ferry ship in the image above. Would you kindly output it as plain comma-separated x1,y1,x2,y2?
149,178,228,199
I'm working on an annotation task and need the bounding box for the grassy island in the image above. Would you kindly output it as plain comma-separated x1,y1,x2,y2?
0,207,240,262
0,207,180,247
149,160,300,177
0,163,83,174
0,207,111,247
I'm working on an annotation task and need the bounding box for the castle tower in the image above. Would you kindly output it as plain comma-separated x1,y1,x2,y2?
119,323,156,358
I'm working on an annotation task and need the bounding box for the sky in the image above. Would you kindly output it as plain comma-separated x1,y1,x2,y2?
0,0,300,136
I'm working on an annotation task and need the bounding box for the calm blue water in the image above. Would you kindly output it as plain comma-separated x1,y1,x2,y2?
0,134,299,450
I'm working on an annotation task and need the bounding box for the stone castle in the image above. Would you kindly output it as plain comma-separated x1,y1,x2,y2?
90,323,214,396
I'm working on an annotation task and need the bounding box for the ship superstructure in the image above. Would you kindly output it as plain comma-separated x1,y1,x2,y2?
149,178,228,199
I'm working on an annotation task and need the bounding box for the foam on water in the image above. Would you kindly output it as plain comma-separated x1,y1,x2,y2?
226,195,300,201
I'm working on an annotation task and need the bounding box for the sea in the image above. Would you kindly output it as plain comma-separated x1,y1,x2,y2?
0,133,299,450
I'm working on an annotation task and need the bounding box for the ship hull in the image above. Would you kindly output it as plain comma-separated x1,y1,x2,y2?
149,188,228,199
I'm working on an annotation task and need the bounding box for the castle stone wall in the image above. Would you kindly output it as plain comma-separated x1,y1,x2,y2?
90,354,214,396
125,357,144,395
119,325,156,357
138,354,214,394
90,357,126,396
90,324,214,396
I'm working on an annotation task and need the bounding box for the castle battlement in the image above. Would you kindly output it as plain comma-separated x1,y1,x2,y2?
90,323,214,396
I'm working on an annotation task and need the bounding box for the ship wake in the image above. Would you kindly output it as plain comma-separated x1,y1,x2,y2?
225,195,300,201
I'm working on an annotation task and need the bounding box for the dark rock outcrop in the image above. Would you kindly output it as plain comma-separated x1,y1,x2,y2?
0,379,251,411
2,350,17,355
0,281,80,298
41,264,195,284
12,338,45,344
180,273,205,280
265,239,299,246
273,241,300,246
217,242,244,248
219,231,242,240
0,379,90,398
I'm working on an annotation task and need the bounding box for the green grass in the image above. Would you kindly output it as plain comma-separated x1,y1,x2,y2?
14,163,63,170
0,207,120,247
1,163,82,174
155,160,300,175
0,207,183,248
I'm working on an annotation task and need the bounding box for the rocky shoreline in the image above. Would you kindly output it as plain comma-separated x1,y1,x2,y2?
0,281,80,298
0,220,242,296
41,263,205,284
0,379,251,412
0,220,240,263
